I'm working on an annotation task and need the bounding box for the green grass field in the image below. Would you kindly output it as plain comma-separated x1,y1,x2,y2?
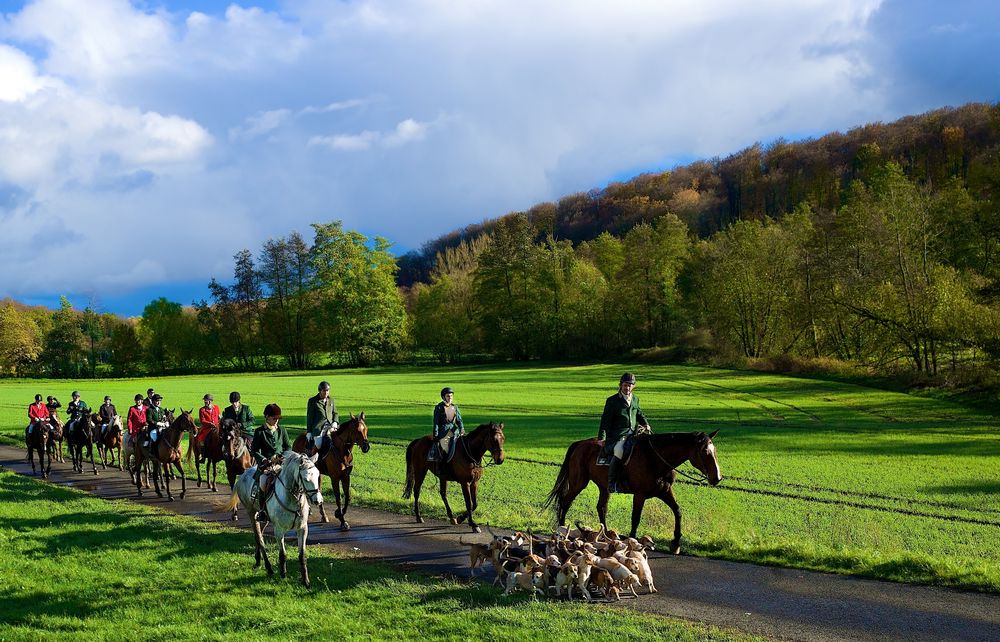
0,469,765,641
2,363,999,592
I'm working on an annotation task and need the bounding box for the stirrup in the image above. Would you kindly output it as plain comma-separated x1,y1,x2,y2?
255,509,269,523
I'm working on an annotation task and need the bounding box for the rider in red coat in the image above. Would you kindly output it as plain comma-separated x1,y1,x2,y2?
197,394,220,444
26,394,50,441
127,394,146,438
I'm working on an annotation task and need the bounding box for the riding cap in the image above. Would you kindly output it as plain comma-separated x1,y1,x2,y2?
440,387,454,398
34,394,42,402
619,372,637,385
318,381,331,391
229,391,241,403
134,394,143,401
263,403,282,419
104,396,111,401
72,390,80,397
152,394,163,401
147,388,154,395
203,393,214,401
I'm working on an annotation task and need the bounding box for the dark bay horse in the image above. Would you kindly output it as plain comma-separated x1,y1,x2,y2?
186,419,225,491
291,413,370,531
134,409,192,501
26,420,50,478
96,415,124,471
219,419,252,520
68,413,99,475
48,411,65,463
402,422,505,533
545,431,721,553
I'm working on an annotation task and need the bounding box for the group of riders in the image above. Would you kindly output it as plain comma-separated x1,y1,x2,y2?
26,370,651,497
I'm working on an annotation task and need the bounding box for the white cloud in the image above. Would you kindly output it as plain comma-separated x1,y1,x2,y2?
309,118,431,151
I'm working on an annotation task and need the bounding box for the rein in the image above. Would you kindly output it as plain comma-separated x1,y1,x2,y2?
270,460,320,518
643,437,709,484
459,430,499,469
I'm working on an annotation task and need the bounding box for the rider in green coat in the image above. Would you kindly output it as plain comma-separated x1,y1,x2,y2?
144,394,168,450
250,403,291,522
598,373,651,494
430,387,464,462
305,380,338,456
66,391,90,436
222,391,254,436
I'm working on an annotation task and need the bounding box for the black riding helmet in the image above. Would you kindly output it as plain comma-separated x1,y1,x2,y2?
440,387,454,398
318,381,330,391
619,372,637,385
229,391,241,403
34,394,42,402
134,394,143,402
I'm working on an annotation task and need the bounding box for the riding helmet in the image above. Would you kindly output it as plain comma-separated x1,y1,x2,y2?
318,381,331,391
134,394,143,402
440,387,454,398
104,395,111,401
263,403,282,419
229,391,241,403
152,394,163,401
203,393,214,401
72,390,80,398
34,394,42,402
619,372,637,385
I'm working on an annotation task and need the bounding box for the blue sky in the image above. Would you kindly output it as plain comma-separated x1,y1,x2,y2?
0,0,997,316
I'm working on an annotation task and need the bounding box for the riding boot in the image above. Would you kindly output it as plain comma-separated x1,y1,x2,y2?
608,456,626,494
318,435,330,461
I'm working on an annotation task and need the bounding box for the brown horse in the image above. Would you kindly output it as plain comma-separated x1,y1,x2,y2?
402,422,505,533
219,419,252,520
26,420,51,478
67,413,99,475
123,431,151,489
186,420,225,491
291,413,370,530
544,431,721,553
96,414,124,470
48,411,65,463
133,409,191,501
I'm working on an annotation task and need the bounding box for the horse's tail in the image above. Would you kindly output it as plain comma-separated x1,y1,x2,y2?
224,487,241,514
402,439,416,499
544,440,582,512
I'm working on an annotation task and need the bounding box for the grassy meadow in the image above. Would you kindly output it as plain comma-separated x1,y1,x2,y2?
0,469,765,641
2,363,999,592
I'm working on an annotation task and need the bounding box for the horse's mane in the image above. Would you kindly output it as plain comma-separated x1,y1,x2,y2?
644,431,707,447
466,421,501,439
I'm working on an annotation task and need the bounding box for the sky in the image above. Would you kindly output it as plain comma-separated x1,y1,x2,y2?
0,0,998,316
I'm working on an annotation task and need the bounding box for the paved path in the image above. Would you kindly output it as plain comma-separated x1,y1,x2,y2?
2,445,998,642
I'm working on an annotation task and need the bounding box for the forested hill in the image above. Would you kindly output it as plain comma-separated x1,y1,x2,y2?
398,102,1000,286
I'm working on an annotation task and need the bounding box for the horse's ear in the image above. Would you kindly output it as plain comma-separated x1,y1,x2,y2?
170,408,175,414
350,412,356,420
708,430,719,440
309,452,319,463
359,411,365,421
187,408,194,415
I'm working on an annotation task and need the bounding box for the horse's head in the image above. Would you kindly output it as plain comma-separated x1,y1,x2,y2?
219,419,241,457
346,412,371,454
295,452,323,506
174,409,197,433
487,422,505,465
688,430,722,486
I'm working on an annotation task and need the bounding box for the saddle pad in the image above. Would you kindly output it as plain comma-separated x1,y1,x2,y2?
595,435,637,466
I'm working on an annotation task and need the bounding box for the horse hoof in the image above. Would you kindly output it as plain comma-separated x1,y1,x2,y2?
303,581,311,590
415,517,424,524
320,515,329,524
167,497,175,502
334,509,343,520
670,545,681,555
472,526,482,534
212,487,218,493
340,523,350,532
449,518,458,525
232,514,239,522
253,561,261,569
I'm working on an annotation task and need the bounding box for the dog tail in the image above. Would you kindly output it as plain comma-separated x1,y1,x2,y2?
402,439,417,499
543,440,582,513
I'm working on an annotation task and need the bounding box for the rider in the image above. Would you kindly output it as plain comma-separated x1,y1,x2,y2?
143,388,155,408
127,394,146,442
26,394,50,442
250,403,291,522
598,372,652,494
98,395,118,438
430,387,464,462
222,391,254,438
144,394,168,451
305,381,338,458
66,390,90,437
196,393,220,445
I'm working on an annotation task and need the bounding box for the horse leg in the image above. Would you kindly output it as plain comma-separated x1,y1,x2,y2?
336,473,351,531
439,478,457,525
557,470,589,527
211,460,218,492
152,462,164,498
117,446,123,471
458,482,479,533
175,461,187,500
330,480,345,530
629,493,647,539
278,531,288,579
659,486,683,554
412,465,429,524
298,526,310,589
252,518,273,575
89,444,98,475
596,487,610,531
28,446,36,475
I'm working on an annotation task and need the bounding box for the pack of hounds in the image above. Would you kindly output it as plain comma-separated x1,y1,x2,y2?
461,521,656,601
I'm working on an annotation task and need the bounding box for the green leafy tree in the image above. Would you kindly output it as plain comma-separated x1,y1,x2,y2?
0,301,42,376
41,297,86,376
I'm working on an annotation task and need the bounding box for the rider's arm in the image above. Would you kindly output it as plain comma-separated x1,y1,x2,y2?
330,398,339,427
454,406,465,436
636,400,649,430
249,429,267,466
432,404,445,440
598,397,614,441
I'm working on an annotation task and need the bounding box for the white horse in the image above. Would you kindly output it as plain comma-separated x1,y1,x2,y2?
225,451,323,588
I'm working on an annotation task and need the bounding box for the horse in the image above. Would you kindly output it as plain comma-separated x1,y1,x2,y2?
291,413,371,531
219,419,253,520
67,413,99,475
544,431,721,553
185,419,225,491
123,431,151,489
47,411,65,463
133,409,192,501
96,415,124,471
25,420,51,478
402,422,505,533
224,450,323,588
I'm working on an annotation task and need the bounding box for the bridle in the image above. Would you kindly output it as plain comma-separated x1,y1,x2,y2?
461,424,504,469
643,435,711,484
270,458,321,517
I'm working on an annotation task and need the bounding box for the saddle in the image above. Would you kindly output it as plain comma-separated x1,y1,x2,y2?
596,435,637,466
256,455,284,505
427,433,458,463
